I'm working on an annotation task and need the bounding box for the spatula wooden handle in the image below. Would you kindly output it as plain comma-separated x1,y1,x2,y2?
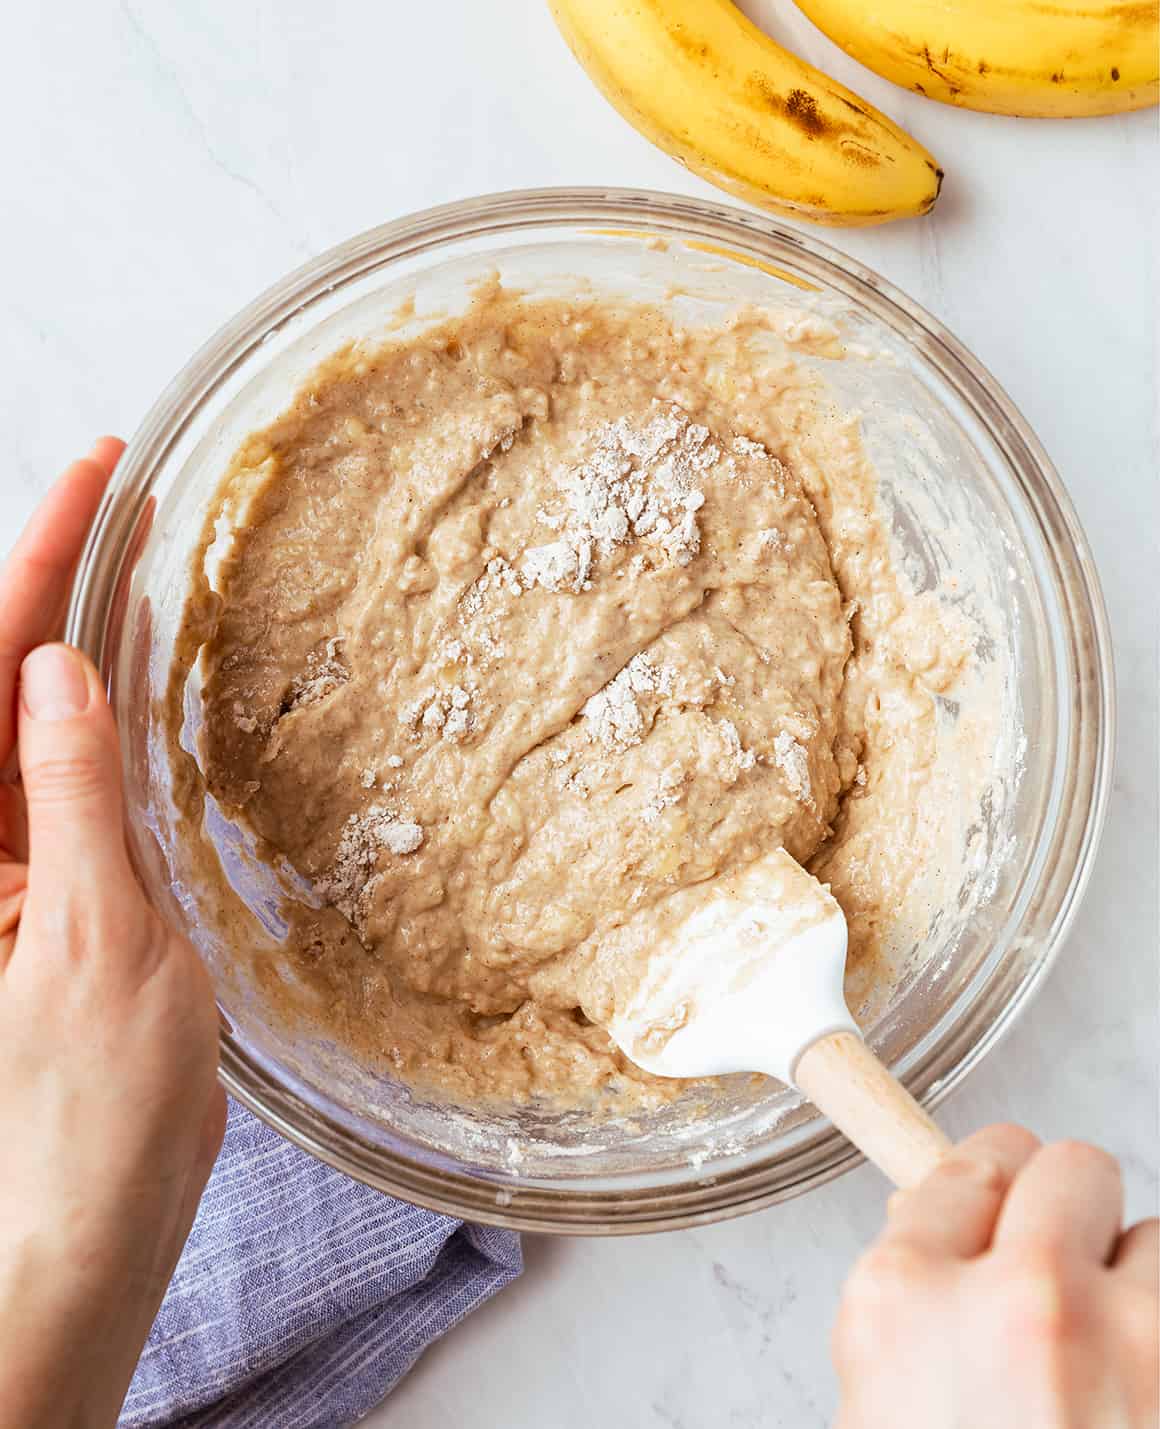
794,1032,951,1188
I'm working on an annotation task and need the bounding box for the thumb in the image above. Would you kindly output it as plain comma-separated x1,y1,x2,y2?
18,643,134,903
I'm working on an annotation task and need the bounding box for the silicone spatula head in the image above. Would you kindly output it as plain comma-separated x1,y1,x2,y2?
606,847,858,1086
603,848,953,1189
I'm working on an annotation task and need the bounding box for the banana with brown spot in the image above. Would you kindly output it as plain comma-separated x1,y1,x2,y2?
792,0,1158,117
548,0,943,228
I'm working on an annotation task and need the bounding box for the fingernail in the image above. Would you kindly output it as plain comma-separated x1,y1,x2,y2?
21,645,91,722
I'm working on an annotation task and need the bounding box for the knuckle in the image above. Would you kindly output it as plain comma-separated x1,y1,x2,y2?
834,1246,930,1369
26,752,109,806
979,1122,1041,1161
964,1155,1009,1195
1120,1287,1160,1358
1009,1240,1071,1283
846,1243,929,1304
1049,1139,1120,1182
928,1152,1009,1196
995,1245,1080,1343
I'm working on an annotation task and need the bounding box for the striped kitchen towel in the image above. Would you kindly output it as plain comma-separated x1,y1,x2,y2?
119,1098,522,1428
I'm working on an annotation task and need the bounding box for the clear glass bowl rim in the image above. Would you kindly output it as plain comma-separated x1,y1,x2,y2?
66,187,1115,1234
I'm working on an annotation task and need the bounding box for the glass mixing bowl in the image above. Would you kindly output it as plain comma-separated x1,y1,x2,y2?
66,189,1113,1233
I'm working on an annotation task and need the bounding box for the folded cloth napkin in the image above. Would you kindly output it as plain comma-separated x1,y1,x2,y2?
119,1099,523,1429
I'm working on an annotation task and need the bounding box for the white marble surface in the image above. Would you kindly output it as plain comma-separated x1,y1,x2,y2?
2,2,1156,1424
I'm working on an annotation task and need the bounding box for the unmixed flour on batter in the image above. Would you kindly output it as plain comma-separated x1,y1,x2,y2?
167,284,978,1108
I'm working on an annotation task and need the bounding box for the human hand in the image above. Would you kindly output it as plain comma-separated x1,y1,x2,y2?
833,1124,1159,1428
0,442,226,1429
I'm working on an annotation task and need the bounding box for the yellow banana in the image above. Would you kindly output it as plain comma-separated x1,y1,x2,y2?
792,0,1159,117
547,0,942,227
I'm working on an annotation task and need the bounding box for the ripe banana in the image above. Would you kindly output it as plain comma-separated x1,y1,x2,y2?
792,0,1159,117
548,0,942,227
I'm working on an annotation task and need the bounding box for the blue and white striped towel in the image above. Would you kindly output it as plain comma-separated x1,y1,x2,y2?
119,1099,522,1428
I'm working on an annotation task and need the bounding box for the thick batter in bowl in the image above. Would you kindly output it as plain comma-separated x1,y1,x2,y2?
66,190,1112,1232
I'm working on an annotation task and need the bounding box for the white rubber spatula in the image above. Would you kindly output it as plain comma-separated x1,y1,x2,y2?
605,848,951,1188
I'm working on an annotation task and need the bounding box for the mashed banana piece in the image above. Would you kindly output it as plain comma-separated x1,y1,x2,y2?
169,286,972,1107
